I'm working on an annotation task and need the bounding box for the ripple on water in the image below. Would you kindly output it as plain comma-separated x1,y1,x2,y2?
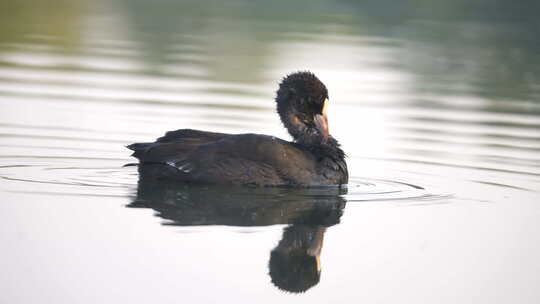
0,158,138,197
0,155,442,204
345,177,447,203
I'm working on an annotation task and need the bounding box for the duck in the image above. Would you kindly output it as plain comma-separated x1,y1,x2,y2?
127,71,348,187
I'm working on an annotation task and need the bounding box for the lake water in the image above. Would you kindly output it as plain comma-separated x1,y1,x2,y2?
1,0,539,303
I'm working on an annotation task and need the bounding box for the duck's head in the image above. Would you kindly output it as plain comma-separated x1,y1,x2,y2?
276,71,330,145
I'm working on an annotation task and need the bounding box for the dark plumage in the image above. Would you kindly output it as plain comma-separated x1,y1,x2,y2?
127,71,348,187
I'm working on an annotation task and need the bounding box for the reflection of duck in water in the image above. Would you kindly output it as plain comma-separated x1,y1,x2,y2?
269,225,327,293
127,71,347,187
128,180,346,293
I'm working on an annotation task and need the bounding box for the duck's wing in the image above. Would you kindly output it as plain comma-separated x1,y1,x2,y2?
175,134,320,186
128,132,319,186
127,129,230,161
156,129,228,143
127,129,236,181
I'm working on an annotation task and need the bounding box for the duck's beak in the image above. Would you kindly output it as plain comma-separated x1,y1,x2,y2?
314,99,329,139
316,255,321,272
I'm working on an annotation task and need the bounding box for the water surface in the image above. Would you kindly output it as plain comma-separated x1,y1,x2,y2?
1,1,539,303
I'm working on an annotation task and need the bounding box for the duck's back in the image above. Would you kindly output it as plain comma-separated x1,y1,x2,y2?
127,129,335,186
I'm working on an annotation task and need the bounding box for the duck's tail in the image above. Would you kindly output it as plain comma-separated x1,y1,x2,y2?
126,142,152,159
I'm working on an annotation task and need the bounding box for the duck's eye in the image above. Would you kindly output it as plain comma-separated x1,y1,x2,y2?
299,114,313,124
296,113,308,123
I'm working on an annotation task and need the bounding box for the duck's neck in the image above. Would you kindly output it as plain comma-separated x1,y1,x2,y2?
281,113,346,164
296,135,345,164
